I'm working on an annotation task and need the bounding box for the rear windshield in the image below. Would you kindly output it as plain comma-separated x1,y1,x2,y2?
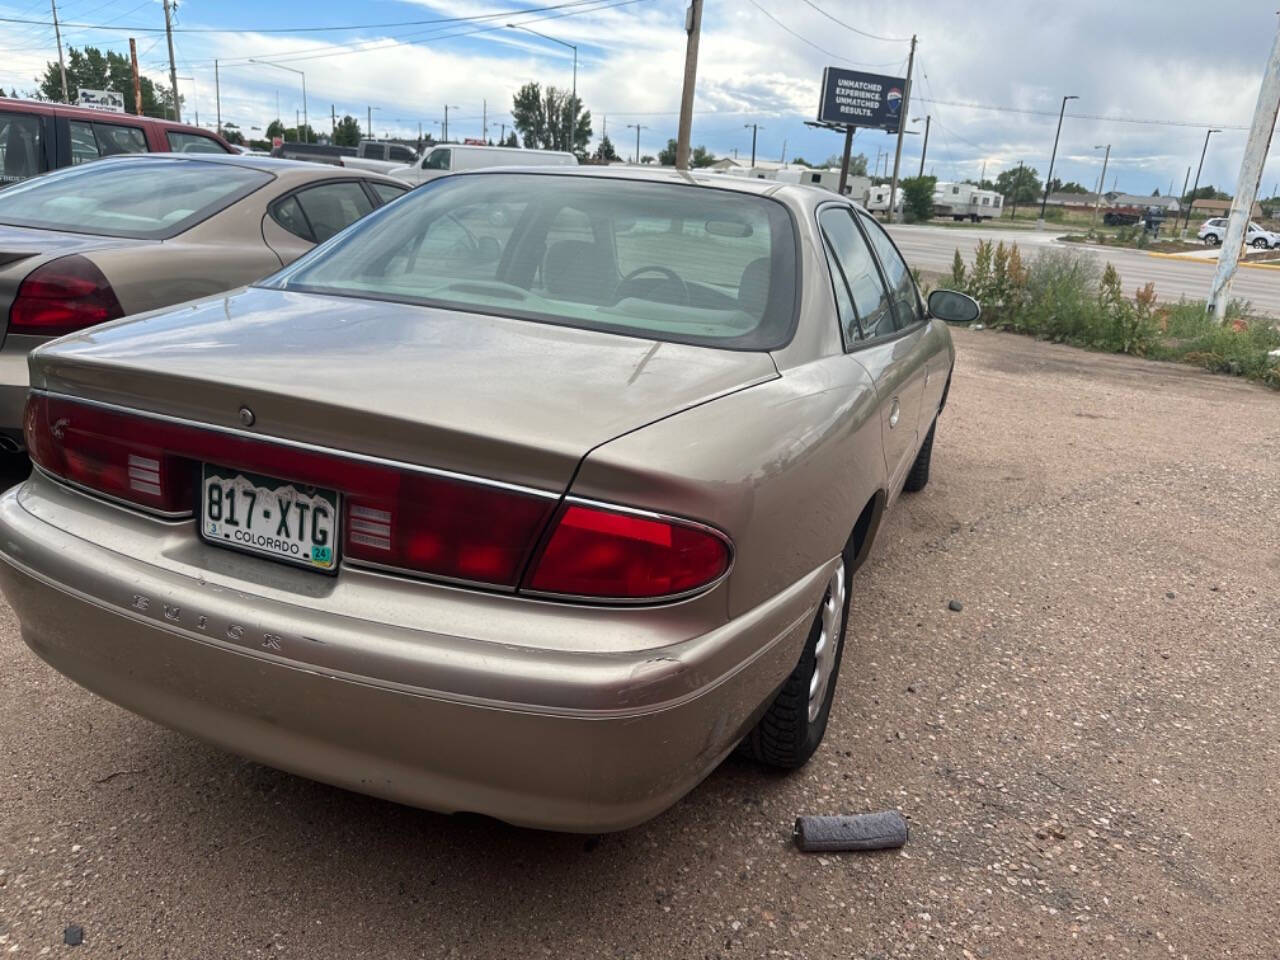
0,157,270,239
267,173,798,350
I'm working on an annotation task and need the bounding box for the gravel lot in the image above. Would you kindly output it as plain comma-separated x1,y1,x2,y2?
1,328,1277,959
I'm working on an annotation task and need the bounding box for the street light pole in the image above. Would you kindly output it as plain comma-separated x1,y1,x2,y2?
250,60,307,142
1182,128,1221,235
443,105,459,142
1091,144,1110,226
1038,94,1078,228
743,123,763,167
916,115,930,178
627,123,646,164
507,23,577,151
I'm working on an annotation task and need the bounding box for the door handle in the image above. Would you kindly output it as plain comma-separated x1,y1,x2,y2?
888,397,900,428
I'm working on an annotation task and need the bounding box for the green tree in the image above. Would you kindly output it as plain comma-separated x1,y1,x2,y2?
221,126,245,146
332,114,362,147
1055,180,1090,194
501,131,518,147
640,154,654,164
655,139,716,167
511,82,591,153
995,165,1042,204
657,139,677,165
266,120,285,140
594,133,619,163
37,45,175,118
900,175,937,223
821,152,868,175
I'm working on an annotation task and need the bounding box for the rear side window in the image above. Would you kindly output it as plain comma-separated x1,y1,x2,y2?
293,181,374,242
819,206,895,341
69,120,146,164
270,194,313,241
858,211,923,330
0,111,44,185
389,144,416,163
167,131,227,154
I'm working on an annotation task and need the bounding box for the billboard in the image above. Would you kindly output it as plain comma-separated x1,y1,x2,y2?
77,88,125,114
817,68,906,132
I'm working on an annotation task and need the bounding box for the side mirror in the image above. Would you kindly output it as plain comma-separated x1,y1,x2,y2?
928,289,981,324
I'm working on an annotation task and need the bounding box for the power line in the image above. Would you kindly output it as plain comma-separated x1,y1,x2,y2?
794,0,911,43
188,0,649,69
0,0,619,34
743,0,904,69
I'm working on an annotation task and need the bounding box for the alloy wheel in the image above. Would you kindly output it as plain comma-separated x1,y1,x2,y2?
808,560,847,722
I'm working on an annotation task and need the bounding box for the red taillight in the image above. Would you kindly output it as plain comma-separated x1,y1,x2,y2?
524,502,731,601
9,255,124,336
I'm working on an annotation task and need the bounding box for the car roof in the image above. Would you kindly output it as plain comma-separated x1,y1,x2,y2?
448,163,793,196
93,152,406,183
0,96,219,137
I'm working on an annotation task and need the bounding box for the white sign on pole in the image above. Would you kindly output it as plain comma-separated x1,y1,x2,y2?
77,89,126,113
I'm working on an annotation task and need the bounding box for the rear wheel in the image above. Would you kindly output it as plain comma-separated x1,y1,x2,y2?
1205,233,1221,247
902,418,936,493
740,558,851,769
1253,238,1269,249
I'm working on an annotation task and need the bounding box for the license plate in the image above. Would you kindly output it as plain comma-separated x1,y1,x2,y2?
200,465,340,572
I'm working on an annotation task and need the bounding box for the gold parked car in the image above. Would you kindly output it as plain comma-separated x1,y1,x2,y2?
0,153,409,449
0,167,978,832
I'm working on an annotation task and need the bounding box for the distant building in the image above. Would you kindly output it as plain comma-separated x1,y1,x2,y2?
1044,191,1103,209
1191,198,1263,218
1109,192,1180,214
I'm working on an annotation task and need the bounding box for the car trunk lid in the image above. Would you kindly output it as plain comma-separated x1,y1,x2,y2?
30,286,779,490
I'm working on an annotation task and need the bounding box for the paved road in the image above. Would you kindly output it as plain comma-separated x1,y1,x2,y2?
887,222,1280,315
2,334,1278,958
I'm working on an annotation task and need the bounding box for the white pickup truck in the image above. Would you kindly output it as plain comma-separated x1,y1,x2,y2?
384,143,578,186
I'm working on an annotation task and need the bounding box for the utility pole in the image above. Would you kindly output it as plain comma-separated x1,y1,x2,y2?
128,38,141,115
51,0,68,103
1091,143,1110,226
675,0,703,169
482,98,487,141
917,114,930,178
1181,129,1220,235
163,0,180,122
1010,160,1024,220
214,60,221,134
627,123,647,163
838,126,855,196
367,106,372,139
1209,20,1280,318
887,33,916,222
744,123,762,168
500,122,506,145
980,158,987,185
1038,93,1078,228
333,104,337,139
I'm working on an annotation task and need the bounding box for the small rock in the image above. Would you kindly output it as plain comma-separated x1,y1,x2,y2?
948,599,964,612
906,684,917,694
64,926,84,947
971,323,985,331
1165,591,1175,599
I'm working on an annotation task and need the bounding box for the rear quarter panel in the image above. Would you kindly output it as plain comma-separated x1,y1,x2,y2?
571,354,884,621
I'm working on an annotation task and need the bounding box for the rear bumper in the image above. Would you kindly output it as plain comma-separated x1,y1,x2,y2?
0,479,823,832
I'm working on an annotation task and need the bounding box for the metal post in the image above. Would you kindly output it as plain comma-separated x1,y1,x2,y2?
300,73,307,142
918,115,930,178
482,99,487,142
1091,144,1110,226
1182,129,1219,235
163,0,180,121
887,33,916,221
1010,160,1023,220
1209,21,1280,317
51,0,68,103
838,125,855,196
1038,94,1077,228
627,123,646,163
129,38,141,115
215,60,221,134
367,106,371,139
744,123,761,168
675,0,703,169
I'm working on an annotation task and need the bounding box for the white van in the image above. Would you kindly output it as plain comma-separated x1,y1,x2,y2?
391,144,577,186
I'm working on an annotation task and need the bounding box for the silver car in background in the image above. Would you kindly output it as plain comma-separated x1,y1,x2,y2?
0,168,976,831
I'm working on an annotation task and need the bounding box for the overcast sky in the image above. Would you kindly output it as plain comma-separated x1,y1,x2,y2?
4,0,1280,195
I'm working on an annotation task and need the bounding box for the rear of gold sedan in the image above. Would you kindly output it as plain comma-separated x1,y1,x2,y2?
0,169,904,831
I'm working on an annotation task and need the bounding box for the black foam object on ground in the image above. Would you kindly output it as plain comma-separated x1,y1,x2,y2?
793,811,909,852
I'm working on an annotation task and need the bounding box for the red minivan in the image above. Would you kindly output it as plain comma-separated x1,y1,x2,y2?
0,98,233,187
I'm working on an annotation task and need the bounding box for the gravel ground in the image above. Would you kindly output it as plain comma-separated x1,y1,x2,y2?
1,329,1277,959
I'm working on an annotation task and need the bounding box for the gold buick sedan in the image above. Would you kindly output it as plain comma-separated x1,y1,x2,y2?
0,167,977,831
0,153,408,450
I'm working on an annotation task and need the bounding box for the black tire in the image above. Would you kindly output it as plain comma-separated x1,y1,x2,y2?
1205,233,1220,247
1253,238,1269,249
740,556,853,769
902,419,936,493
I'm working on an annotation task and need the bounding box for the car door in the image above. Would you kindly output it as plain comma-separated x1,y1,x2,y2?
262,179,376,264
817,204,930,495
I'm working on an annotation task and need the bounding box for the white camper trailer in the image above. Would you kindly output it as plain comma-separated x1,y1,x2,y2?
865,185,903,214
771,167,871,199
933,181,1003,221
